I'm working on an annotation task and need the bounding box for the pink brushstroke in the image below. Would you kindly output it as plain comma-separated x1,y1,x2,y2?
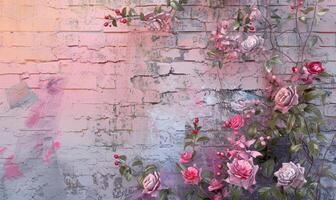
25,78,65,128
53,141,61,150
0,147,7,154
25,107,42,128
4,155,23,180
43,149,53,165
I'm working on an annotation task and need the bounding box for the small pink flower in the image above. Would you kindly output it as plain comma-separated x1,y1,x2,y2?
274,86,299,113
208,178,224,192
225,158,258,190
181,166,201,185
180,151,193,164
142,171,161,195
228,115,245,130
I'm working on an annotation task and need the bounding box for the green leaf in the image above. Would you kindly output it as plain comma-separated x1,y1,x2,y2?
136,173,145,187
264,55,282,73
304,90,321,102
320,166,336,180
290,144,302,153
144,164,157,174
304,104,322,118
196,136,209,143
201,171,213,181
308,35,318,48
118,155,127,161
247,124,258,137
170,0,184,11
159,189,171,200
318,8,329,16
119,165,126,175
132,159,143,167
299,16,307,23
121,7,127,17
125,168,132,181
185,190,194,200
231,186,242,200
233,21,240,30
319,71,333,78
176,162,186,171
308,140,319,157
287,113,296,131
112,19,117,27
184,141,193,149
301,7,315,15
262,159,275,177
259,187,272,200
140,12,145,21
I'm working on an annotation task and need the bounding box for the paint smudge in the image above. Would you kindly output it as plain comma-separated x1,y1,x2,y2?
25,78,65,128
0,147,6,154
43,149,53,165
4,155,23,180
5,81,37,109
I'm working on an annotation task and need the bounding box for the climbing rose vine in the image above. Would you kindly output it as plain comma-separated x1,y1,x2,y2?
109,0,335,199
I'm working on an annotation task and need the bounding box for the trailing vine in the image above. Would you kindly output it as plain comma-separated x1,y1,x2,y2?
106,0,335,199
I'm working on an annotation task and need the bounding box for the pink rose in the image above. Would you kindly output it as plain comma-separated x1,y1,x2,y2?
180,152,193,164
181,166,200,185
229,115,245,130
306,61,324,75
274,162,306,189
208,178,224,192
274,86,299,113
142,171,161,194
212,193,223,200
225,158,258,190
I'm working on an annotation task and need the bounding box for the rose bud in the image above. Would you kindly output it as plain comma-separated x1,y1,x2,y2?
115,9,121,15
306,61,325,75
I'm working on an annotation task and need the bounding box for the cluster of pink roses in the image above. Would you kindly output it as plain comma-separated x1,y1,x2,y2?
210,6,264,62
222,115,261,191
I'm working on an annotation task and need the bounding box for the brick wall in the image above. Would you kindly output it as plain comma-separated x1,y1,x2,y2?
0,0,335,199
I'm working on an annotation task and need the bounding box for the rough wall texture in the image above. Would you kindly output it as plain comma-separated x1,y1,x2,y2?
0,0,335,199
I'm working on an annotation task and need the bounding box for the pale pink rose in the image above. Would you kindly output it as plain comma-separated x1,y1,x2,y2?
249,6,262,21
180,151,193,164
274,86,299,113
144,12,171,32
142,171,161,194
225,158,258,190
208,178,224,192
274,162,306,189
240,35,264,53
181,166,201,185
229,115,245,130
212,193,223,200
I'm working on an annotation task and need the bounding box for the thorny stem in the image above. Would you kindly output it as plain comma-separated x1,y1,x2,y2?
299,0,319,65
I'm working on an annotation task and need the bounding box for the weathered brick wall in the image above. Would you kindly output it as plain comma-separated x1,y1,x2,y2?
0,0,335,199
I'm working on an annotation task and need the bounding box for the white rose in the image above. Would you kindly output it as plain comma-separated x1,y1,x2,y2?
274,162,307,189
240,35,264,53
